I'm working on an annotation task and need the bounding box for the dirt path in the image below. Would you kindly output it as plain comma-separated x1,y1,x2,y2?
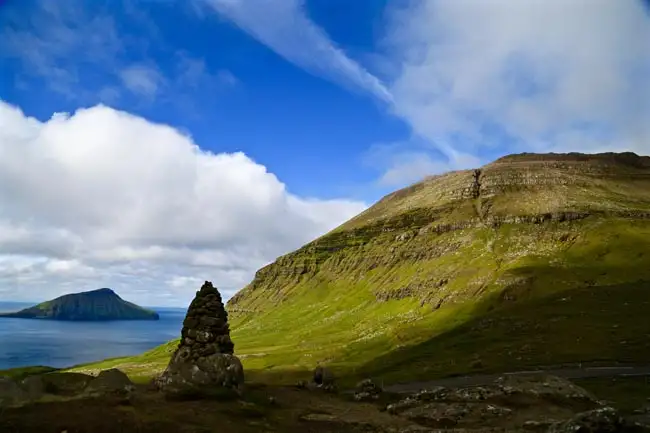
383,365,650,393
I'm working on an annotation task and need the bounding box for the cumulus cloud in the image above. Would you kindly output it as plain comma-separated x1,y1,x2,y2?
203,0,392,102
0,101,366,306
384,0,650,168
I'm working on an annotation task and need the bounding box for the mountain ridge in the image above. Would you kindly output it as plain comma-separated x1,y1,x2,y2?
221,151,650,382
228,151,650,309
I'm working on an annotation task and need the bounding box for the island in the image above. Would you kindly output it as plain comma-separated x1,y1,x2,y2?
0,288,160,321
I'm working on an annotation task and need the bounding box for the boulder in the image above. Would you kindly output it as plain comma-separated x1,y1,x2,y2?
548,407,649,433
388,375,599,408
354,378,383,401
398,402,513,429
384,375,629,432
313,366,335,386
39,372,94,395
84,368,135,396
155,281,244,398
493,374,600,406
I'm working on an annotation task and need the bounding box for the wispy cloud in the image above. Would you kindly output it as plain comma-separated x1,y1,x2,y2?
119,64,164,98
363,141,480,187
383,0,650,168
174,52,239,90
0,1,122,99
200,0,648,189
203,0,392,102
0,1,236,106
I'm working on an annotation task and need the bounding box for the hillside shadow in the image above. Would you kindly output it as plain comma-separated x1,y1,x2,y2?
356,268,650,385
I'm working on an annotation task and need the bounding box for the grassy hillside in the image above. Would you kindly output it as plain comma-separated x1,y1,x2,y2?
66,153,650,385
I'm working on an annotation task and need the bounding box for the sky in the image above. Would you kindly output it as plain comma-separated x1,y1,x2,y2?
0,0,648,307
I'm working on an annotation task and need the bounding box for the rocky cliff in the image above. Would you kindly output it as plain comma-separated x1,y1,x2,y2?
226,152,650,380
0,288,160,321
230,152,650,307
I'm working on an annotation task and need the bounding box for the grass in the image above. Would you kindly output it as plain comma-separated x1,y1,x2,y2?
0,366,59,381
360,281,650,384
39,217,647,389
224,218,650,383
65,340,180,383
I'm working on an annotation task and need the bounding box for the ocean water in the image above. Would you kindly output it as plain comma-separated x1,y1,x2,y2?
0,301,186,370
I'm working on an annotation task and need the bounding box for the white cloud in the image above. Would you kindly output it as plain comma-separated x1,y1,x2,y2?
203,0,392,102
206,0,647,188
119,65,164,97
0,101,366,306
363,141,480,187
378,153,460,187
384,0,650,166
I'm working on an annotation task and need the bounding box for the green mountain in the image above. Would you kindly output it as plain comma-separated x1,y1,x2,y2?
0,288,160,321
65,152,650,385
223,152,650,382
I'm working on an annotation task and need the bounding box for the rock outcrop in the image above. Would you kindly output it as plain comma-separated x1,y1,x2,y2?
154,281,244,398
21,372,92,396
0,369,135,408
548,406,647,433
383,374,650,432
354,378,383,401
84,368,135,397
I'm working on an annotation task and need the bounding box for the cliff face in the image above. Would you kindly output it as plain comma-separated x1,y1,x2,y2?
224,152,650,378
342,151,650,228
0,288,160,321
229,152,650,309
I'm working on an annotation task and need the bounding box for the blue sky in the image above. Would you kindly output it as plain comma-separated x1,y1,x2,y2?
1,0,409,202
0,0,648,306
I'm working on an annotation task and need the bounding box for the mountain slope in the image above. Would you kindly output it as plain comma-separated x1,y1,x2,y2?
0,288,160,321
224,152,650,381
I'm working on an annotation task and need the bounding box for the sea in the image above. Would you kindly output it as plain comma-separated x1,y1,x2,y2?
0,301,187,370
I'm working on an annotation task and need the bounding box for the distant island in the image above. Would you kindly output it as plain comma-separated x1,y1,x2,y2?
0,288,160,321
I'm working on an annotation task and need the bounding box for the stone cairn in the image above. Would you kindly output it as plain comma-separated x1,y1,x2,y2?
155,281,244,398
180,281,234,357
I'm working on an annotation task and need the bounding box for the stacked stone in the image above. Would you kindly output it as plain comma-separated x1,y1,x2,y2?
155,281,244,398
179,281,234,358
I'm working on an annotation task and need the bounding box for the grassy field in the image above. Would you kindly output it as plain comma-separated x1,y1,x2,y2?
225,218,650,385
25,217,643,389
